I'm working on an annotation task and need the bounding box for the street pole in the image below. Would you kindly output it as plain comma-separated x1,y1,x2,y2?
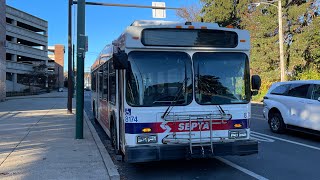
278,0,285,81
58,66,60,88
72,44,75,98
72,1,181,10
67,0,73,114
76,0,85,139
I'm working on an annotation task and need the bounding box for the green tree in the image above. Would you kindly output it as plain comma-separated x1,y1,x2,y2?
177,0,320,101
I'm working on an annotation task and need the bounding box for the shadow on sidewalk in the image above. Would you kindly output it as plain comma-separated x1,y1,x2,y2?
0,98,108,179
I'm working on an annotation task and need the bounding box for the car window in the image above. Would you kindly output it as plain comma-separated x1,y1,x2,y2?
270,84,289,95
311,85,320,100
287,84,310,98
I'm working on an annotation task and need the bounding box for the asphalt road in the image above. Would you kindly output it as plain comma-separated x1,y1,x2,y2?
84,91,320,180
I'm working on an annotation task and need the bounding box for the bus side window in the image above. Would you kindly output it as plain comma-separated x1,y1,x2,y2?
109,60,116,104
91,71,96,92
103,63,109,100
99,68,103,98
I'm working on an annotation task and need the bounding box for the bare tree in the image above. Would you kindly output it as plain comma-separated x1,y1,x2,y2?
176,2,202,22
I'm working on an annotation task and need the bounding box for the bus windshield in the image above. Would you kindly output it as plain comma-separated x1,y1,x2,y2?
126,51,193,107
193,52,250,105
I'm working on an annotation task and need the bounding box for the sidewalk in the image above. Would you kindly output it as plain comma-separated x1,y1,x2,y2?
0,93,117,179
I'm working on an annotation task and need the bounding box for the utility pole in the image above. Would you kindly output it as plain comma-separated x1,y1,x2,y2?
278,0,285,81
72,44,75,98
67,0,73,113
76,0,85,139
251,1,286,82
71,1,179,139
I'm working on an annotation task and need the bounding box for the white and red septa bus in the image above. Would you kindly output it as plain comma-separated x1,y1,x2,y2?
91,20,261,163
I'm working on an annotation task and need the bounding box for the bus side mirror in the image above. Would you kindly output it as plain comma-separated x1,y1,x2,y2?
113,51,128,70
251,75,261,90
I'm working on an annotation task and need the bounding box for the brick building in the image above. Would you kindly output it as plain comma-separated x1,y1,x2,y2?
48,45,65,88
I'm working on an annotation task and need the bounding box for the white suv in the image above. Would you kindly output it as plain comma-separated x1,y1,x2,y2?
263,80,320,134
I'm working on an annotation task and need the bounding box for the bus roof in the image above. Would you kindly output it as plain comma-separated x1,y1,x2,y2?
130,20,220,28
91,20,250,71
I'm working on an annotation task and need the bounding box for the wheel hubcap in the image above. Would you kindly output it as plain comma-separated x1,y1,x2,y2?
270,117,280,130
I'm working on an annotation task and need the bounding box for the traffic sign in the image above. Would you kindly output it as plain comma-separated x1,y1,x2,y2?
152,2,166,18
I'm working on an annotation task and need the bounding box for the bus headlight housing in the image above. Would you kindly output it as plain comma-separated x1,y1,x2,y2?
137,135,157,144
229,130,247,139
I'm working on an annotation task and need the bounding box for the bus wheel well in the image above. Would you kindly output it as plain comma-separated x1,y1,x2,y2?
92,101,98,122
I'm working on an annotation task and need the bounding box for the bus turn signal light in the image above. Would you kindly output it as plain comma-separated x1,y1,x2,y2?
142,128,152,133
234,124,242,128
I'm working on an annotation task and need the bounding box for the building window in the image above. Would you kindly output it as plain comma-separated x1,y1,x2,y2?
6,73,13,81
6,35,13,42
6,17,13,24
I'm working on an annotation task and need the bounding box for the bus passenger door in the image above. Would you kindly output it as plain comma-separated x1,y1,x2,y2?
118,69,125,153
97,69,103,121
100,63,109,130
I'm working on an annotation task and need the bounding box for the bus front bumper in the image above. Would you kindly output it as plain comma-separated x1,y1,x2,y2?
125,140,258,163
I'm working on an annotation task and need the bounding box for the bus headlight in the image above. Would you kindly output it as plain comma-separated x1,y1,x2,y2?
229,130,247,138
238,131,247,138
229,131,239,138
137,135,157,144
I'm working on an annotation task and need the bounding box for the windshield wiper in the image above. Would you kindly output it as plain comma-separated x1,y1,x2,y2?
161,77,188,119
216,105,232,120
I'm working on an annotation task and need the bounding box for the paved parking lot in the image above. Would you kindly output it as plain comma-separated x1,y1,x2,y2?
84,92,320,180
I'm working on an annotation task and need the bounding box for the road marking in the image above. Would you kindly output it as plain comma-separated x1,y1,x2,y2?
216,157,269,180
252,131,320,151
251,132,275,143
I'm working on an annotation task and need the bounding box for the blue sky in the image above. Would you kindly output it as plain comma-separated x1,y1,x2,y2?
7,0,198,72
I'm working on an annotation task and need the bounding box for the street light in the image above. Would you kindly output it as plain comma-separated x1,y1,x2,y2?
252,0,286,82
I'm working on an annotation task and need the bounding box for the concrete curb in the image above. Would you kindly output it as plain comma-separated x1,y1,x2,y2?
83,110,120,180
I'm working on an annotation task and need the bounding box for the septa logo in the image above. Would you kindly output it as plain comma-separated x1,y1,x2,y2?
177,122,210,131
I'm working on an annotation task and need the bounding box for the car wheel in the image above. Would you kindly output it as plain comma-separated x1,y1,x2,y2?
269,112,286,133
